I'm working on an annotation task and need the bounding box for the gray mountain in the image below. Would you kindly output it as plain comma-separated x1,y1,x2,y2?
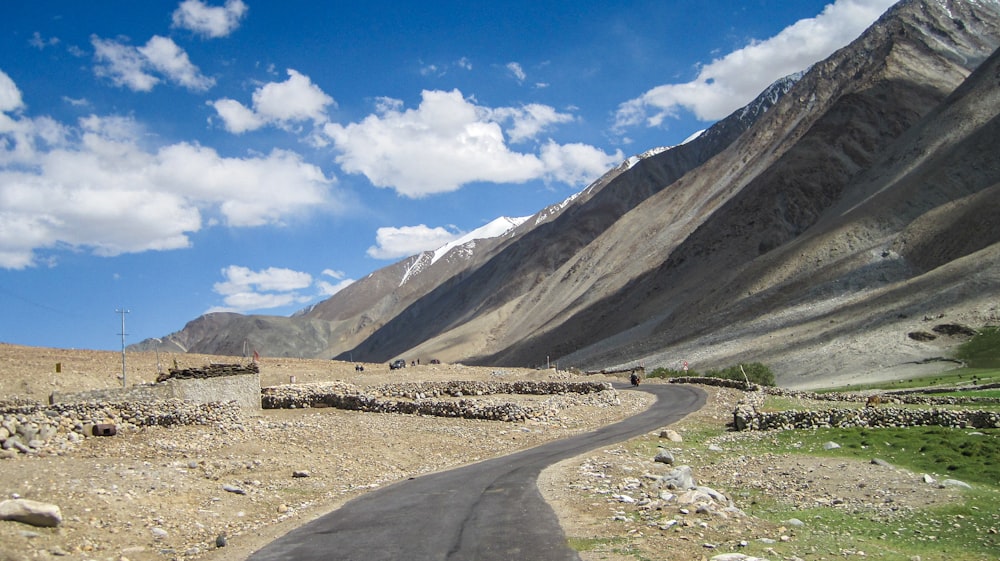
138,0,1000,387
136,52,795,359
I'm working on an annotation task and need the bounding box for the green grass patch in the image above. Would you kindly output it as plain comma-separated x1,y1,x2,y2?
711,426,1000,560
737,426,1000,488
956,326,1000,368
932,389,1000,399
819,367,1000,393
566,536,627,552
739,492,1000,561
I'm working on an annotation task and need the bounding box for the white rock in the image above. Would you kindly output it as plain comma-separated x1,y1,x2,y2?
0,499,63,527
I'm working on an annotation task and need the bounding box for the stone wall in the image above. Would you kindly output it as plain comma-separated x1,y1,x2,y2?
50,371,261,411
725,383,1000,431
262,380,617,422
734,404,1000,431
1,399,243,458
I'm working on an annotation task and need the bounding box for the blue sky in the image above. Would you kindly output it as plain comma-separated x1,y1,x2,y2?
0,0,898,351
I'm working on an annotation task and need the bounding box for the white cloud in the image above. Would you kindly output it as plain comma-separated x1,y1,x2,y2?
210,265,350,312
367,224,463,259
0,81,338,269
92,36,159,92
316,269,354,296
138,36,215,91
207,98,263,133
492,103,575,143
323,89,621,198
539,141,624,185
614,0,898,128
91,35,214,92
506,62,526,82
0,69,24,113
210,69,335,133
29,32,59,50
172,0,248,38
214,265,313,294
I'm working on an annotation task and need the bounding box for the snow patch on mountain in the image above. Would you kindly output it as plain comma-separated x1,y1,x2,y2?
397,216,529,286
431,216,528,265
534,191,582,225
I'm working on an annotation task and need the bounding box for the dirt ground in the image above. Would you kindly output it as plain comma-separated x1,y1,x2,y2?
0,344,962,561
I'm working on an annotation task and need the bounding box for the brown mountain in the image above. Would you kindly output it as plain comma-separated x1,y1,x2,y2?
138,0,1000,388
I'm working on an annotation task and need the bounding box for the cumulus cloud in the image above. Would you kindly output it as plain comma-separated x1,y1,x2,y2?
92,36,158,92
367,224,463,260
210,265,313,312
317,269,354,296
209,264,352,312
614,0,897,128
0,70,24,113
323,89,622,198
138,35,215,91
0,71,338,269
492,103,576,144
210,69,335,133
92,35,214,92
172,0,248,38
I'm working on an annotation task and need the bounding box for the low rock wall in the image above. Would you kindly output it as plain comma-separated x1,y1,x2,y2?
262,380,617,422
721,382,1000,431
1,399,243,458
734,403,1000,431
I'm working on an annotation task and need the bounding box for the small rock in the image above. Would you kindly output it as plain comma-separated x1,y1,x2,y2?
223,484,247,495
654,448,674,465
822,441,841,450
940,479,971,489
151,527,168,539
660,429,683,442
216,534,227,548
0,499,63,527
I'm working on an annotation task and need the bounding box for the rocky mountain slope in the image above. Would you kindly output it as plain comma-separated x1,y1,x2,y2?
139,0,1000,388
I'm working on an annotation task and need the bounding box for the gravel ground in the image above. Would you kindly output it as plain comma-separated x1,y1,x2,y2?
538,386,971,561
0,345,652,561
0,345,971,561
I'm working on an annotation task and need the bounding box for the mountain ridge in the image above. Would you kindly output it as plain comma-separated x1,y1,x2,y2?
135,0,1000,389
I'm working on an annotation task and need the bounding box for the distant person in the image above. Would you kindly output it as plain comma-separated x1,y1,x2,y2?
630,372,640,386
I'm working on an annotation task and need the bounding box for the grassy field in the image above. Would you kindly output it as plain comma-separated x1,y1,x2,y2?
636,328,1000,560
830,367,1000,393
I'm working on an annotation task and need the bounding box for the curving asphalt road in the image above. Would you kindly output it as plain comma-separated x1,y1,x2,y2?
247,383,706,561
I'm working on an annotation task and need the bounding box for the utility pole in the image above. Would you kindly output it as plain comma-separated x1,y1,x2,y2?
116,308,129,387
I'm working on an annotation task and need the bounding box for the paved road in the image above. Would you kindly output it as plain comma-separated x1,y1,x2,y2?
247,383,706,561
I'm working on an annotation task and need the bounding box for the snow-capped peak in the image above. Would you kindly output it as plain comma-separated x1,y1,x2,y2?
431,216,529,265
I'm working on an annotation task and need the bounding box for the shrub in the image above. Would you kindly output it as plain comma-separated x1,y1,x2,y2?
703,362,776,386
649,362,775,386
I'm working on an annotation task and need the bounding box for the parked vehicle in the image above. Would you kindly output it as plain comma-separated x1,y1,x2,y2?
389,359,406,370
